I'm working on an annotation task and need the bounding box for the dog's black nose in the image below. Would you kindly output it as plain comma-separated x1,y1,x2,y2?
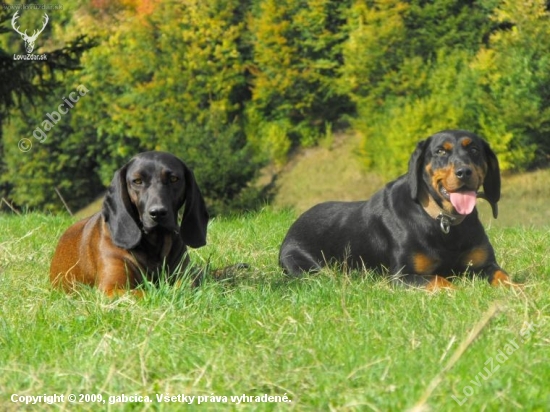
149,206,168,220
455,166,473,180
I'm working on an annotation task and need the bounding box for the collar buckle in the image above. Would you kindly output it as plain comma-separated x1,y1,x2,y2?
437,213,455,234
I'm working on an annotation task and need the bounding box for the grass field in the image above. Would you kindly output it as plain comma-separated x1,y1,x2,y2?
1,207,549,411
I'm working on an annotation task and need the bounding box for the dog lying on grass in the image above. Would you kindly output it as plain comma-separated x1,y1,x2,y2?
279,130,516,290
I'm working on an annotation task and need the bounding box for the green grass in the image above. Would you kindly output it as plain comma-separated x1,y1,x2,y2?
0,209,549,411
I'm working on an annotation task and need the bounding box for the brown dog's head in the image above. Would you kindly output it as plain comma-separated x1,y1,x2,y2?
408,130,501,218
102,151,209,249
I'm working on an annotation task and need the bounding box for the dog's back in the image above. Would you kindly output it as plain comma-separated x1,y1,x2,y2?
279,189,396,275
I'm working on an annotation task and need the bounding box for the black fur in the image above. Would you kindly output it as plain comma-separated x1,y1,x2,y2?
279,130,511,287
103,151,208,250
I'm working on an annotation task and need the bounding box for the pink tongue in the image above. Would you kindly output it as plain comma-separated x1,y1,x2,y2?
449,191,477,215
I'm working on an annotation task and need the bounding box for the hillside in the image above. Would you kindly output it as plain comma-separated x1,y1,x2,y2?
73,132,550,228
270,133,550,228
270,133,383,213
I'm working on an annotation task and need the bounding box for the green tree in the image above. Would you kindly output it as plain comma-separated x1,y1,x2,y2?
0,4,95,210
247,0,351,162
472,0,550,169
6,0,259,214
341,0,543,177
85,0,258,213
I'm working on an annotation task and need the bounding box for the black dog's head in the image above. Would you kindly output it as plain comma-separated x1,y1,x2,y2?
102,151,209,249
408,130,501,218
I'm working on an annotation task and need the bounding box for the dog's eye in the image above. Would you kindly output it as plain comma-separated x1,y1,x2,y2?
436,149,448,157
132,178,143,185
470,146,480,155
169,176,179,183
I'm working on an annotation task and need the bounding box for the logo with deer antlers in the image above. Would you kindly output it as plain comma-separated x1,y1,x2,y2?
12,11,49,54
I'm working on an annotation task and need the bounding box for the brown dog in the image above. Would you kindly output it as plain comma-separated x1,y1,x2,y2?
50,151,209,295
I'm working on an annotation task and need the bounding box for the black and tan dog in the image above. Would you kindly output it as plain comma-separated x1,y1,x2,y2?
279,130,515,290
50,151,209,296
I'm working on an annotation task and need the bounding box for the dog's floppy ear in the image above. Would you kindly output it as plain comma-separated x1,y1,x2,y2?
408,138,429,201
480,140,501,219
180,165,209,248
102,163,142,249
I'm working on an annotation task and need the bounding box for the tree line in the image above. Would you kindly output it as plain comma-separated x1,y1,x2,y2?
1,0,549,214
